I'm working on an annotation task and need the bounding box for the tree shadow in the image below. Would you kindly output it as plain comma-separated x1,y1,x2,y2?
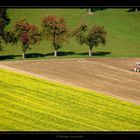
127,8,140,12
26,51,75,58
45,51,75,56
93,51,111,56
91,8,106,12
0,51,111,60
0,55,21,60
26,51,111,58
26,53,46,58
77,51,111,56
58,51,75,56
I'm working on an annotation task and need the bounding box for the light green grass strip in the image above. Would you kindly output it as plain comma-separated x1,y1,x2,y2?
0,68,140,131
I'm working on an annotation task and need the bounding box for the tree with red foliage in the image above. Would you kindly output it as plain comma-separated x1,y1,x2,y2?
13,19,40,58
42,16,68,56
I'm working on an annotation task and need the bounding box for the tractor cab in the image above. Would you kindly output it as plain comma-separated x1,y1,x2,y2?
134,62,140,72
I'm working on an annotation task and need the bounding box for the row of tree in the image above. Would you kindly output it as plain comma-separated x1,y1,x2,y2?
1,13,107,59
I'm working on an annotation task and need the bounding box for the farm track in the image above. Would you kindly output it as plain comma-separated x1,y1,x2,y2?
1,58,140,105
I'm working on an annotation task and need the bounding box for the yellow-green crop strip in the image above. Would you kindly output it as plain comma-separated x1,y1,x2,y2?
0,69,140,131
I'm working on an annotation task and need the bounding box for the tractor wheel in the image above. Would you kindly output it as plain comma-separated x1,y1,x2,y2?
134,68,137,72
136,69,140,72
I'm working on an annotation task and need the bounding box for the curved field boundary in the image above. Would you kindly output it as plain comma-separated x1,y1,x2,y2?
1,58,140,105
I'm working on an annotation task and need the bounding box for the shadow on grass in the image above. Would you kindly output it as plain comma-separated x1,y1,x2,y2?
0,51,111,60
93,51,111,56
26,51,111,58
26,52,75,58
77,51,111,56
26,53,47,58
0,55,21,60
57,51,75,56
127,8,140,12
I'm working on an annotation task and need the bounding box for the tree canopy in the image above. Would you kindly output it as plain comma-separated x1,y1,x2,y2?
0,8,10,51
13,19,41,58
73,24,107,56
42,16,68,56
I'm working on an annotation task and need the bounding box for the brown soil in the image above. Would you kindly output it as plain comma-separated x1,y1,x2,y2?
1,58,140,105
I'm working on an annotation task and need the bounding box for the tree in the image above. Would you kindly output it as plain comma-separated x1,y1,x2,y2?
0,38,3,51
0,8,10,51
0,19,4,50
0,8,10,36
128,8,140,12
72,24,88,46
42,16,68,57
88,8,92,15
13,19,40,58
87,8,106,15
73,24,107,57
133,8,140,12
2,30,17,44
86,26,107,56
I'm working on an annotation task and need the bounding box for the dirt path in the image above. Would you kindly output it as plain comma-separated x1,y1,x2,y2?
1,58,140,105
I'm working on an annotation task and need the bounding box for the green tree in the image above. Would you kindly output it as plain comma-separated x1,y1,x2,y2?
13,19,41,58
0,8,10,36
86,25,107,56
72,24,88,46
0,39,3,51
0,8,10,51
73,24,107,57
42,16,68,57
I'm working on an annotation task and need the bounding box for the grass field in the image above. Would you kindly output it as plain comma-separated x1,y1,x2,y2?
1,8,140,60
0,68,140,131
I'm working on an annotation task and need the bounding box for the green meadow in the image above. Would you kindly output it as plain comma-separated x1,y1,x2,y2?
0,69,140,131
1,8,140,60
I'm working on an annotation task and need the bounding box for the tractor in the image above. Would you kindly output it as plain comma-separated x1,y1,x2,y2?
133,62,140,72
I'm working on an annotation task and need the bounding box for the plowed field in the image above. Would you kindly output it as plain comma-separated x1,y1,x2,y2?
1,58,140,105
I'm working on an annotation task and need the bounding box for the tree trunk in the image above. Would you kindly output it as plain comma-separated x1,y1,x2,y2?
88,8,92,14
22,44,26,59
88,48,92,57
54,50,57,57
22,49,26,59
22,52,25,59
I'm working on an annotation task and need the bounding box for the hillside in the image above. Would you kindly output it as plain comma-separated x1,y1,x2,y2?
1,8,140,60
